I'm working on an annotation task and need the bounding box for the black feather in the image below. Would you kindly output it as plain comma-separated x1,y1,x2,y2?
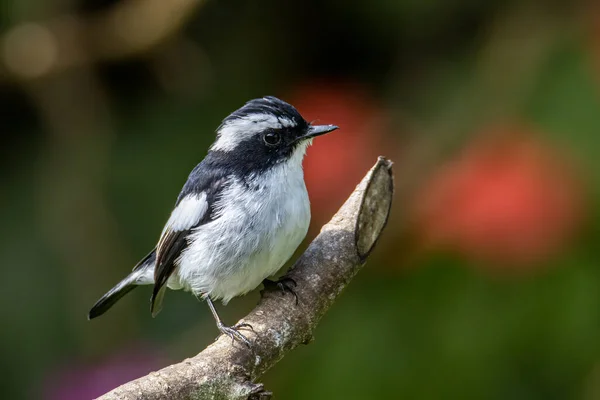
150,171,229,316
207,96,311,176
91,96,312,319
220,96,307,130
88,250,156,319
88,281,137,320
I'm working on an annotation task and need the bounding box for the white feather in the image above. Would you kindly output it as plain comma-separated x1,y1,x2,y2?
164,193,208,232
279,117,295,128
211,113,298,152
176,141,311,303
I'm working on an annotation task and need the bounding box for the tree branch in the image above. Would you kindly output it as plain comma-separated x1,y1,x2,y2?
97,157,394,400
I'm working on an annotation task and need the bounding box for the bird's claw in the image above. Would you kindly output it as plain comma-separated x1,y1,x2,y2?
263,277,299,305
217,322,253,348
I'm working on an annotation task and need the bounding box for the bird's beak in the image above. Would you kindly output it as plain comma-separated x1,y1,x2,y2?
300,124,339,141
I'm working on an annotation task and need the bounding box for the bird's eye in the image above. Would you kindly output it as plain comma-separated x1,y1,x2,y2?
263,131,281,146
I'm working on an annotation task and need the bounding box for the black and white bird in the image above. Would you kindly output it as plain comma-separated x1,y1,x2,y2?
88,96,338,345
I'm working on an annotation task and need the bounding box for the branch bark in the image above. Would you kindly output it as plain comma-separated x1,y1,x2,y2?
97,157,394,400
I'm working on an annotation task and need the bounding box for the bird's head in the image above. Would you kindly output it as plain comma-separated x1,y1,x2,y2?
208,96,338,174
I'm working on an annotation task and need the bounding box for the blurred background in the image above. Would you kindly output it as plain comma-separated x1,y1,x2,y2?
1,0,600,398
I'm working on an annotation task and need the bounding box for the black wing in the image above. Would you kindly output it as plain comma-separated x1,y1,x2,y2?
150,162,229,317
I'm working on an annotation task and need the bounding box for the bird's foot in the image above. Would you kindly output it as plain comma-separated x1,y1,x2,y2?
262,277,299,305
217,321,254,348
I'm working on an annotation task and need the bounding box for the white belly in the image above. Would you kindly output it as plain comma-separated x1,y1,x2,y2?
175,165,310,303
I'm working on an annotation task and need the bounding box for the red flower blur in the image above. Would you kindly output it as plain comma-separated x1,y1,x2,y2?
286,82,390,227
413,127,584,270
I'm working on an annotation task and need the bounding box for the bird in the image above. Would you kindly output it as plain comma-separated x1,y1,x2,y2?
88,96,338,345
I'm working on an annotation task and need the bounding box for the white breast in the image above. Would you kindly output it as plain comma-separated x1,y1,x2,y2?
175,159,310,303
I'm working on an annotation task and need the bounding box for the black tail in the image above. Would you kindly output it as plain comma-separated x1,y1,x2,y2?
88,250,156,320
88,278,138,319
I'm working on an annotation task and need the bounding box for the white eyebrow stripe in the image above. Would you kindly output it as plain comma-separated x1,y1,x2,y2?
279,117,295,127
211,113,295,151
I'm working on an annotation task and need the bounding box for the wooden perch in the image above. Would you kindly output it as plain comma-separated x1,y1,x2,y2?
97,157,394,400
